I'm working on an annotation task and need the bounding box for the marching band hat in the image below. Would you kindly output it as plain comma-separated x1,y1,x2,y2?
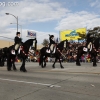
16,32,20,35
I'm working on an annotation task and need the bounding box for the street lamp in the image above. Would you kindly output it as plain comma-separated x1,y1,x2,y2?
10,23,22,38
5,13,18,32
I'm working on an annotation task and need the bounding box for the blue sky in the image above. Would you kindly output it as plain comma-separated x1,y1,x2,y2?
0,0,100,44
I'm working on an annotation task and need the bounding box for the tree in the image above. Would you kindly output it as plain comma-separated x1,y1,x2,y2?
42,39,49,46
77,26,100,41
93,26,100,38
77,32,86,39
86,26,100,41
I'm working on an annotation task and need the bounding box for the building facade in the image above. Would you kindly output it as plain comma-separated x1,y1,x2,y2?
0,40,14,48
0,40,43,50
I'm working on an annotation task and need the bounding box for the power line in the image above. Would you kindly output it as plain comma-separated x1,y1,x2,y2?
0,36,13,40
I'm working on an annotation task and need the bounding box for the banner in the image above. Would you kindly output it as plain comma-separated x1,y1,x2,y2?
60,28,86,41
27,30,36,38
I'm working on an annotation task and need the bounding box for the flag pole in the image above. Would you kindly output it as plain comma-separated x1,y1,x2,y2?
59,30,60,42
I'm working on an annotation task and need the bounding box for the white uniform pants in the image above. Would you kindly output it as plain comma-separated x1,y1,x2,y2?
15,44,20,50
88,42,92,51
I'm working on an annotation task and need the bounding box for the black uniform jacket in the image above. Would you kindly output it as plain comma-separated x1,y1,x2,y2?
14,36,22,45
49,36,55,44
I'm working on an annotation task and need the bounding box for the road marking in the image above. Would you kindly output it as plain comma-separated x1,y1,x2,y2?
0,78,61,88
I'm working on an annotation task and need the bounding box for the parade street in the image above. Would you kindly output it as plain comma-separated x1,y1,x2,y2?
0,62,100,100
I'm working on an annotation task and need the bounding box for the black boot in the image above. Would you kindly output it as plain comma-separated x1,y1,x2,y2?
88,49,90,52
50,50,53,57
15,50,18,55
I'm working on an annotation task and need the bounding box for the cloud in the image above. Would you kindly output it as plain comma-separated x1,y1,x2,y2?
90,0,100,7
55,11,100,31
2,0,69,24
20,1,69,22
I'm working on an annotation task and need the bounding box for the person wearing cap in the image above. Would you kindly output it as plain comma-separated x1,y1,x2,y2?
86,33,94,51
14,32,22,53
48,34,56,53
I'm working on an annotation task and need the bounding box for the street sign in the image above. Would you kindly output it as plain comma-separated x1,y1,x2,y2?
27,30,36,38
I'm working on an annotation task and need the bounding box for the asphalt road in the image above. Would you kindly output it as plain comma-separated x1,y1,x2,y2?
0,62,100,100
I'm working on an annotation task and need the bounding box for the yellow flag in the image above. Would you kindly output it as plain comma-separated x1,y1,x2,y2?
60,28,86,41
76,28,86,35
